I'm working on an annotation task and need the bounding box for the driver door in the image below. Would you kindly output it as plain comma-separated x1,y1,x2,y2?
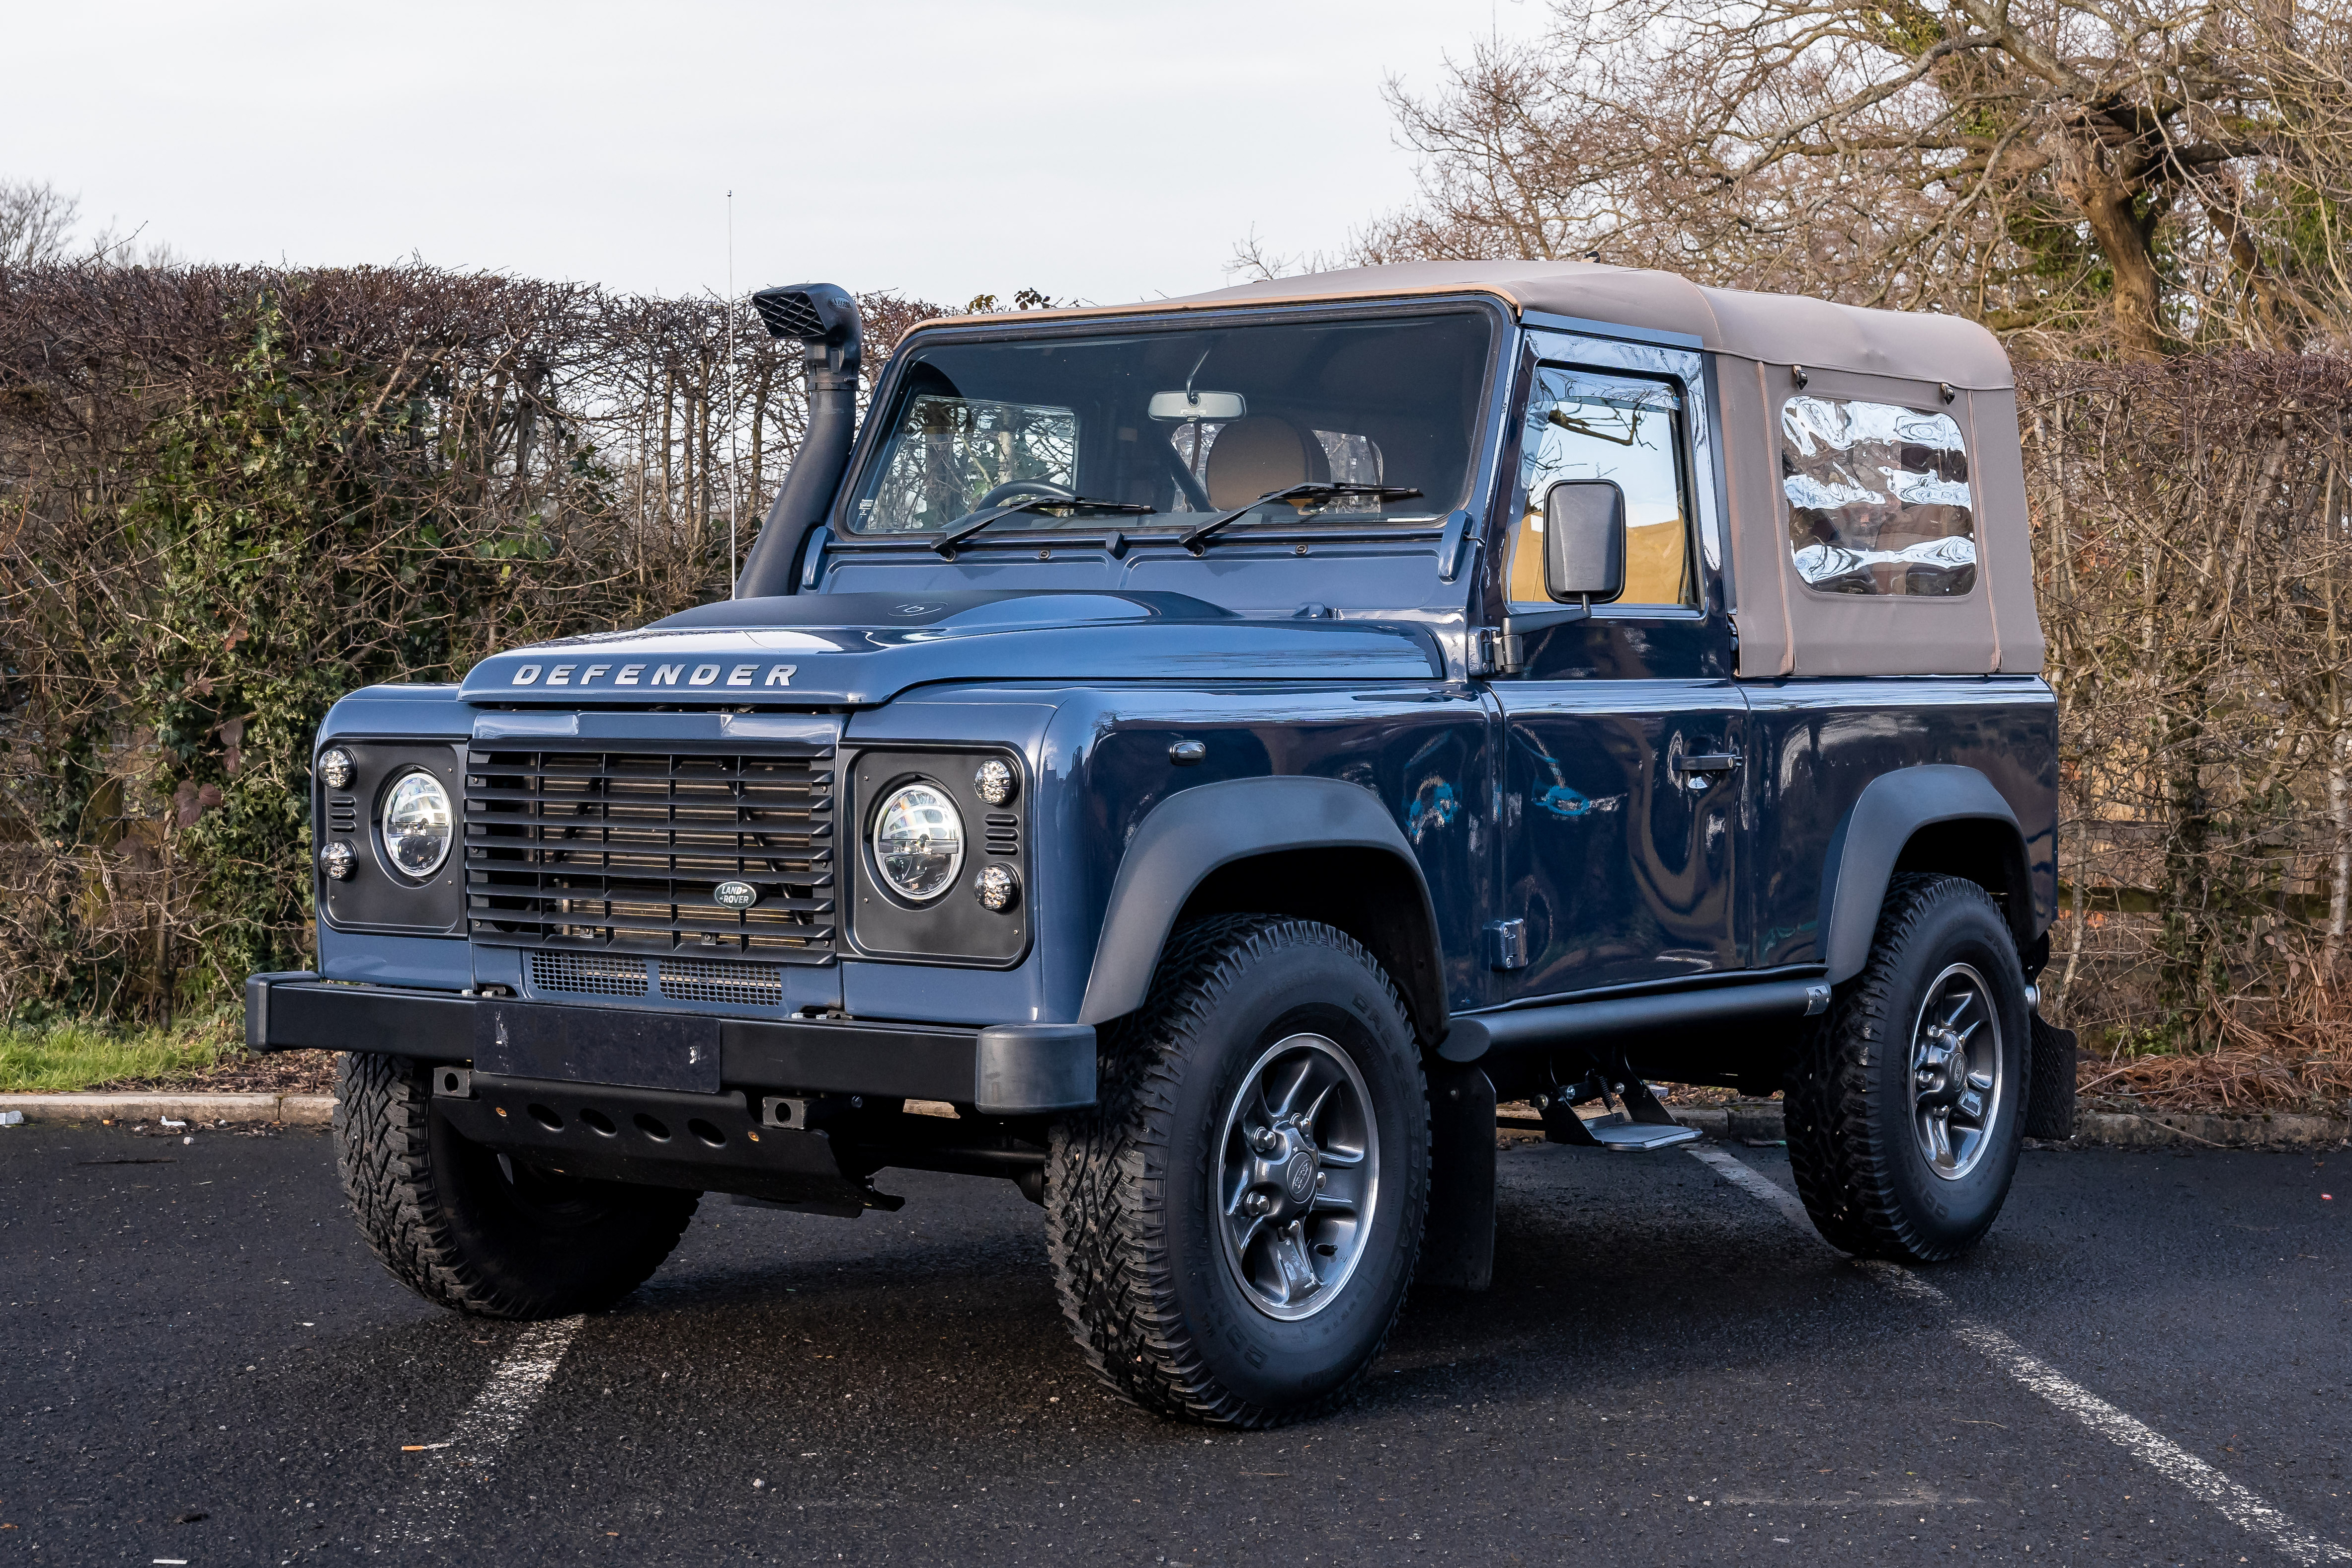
1488,356,1746,1001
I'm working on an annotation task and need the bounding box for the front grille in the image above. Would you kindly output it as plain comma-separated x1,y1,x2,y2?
531,949,650,998
327,795,359,835
655,957,783,1004
466,742,836,961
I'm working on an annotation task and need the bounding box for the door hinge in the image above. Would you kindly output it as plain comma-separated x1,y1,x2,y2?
1486,918,1528,971
1469,627,1524,678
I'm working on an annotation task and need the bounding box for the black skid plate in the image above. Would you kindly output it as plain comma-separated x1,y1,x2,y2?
434,1072,900,1217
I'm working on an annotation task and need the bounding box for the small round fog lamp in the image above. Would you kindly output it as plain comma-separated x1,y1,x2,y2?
318,747,355,790
320,841,355,881
974,863,1020,913
973,758,1016,807
873,783,964,902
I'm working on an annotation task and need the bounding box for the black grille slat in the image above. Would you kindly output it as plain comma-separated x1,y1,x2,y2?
466,741,838,961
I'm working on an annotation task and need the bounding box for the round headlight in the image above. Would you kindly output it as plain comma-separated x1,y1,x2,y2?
382,771,454,879
318,747,355,790
872,782,964,902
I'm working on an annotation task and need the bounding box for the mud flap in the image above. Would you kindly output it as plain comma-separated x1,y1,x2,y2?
1421,1061,1495,1291
2025,1013,2078,1141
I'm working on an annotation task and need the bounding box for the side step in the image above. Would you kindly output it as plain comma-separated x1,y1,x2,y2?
1522,1075,1703,1151
1576,1111,1699,1151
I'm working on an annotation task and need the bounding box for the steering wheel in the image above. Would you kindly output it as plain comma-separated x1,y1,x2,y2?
975,479,1078,508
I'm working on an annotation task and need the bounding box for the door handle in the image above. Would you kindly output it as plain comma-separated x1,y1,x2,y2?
1673,753,1741,790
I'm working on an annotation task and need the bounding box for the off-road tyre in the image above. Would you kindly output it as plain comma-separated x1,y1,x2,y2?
1784,874,2029,1262
334,1050,699,1318
1046,915,1429,1426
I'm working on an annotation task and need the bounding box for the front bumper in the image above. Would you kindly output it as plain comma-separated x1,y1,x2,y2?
243,972,1095,1116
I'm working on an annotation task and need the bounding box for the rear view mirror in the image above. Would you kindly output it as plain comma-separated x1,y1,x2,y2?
1544,480,1626,602
1147,390,1248,422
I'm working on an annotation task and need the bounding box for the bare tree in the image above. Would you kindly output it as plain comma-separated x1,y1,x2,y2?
1336,0,2352,358
0,179,79,268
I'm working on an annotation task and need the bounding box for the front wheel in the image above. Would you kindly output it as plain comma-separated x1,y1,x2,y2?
334,1051,699,1318
1047,916,1429,1426
1784,873,2029,1262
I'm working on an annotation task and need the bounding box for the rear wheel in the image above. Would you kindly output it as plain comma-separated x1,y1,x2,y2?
1784,874,2028,1262
1046,915,1428,1426
334,1050,699,1318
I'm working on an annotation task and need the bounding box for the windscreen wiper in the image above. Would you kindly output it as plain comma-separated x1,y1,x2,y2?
1177,483,1426,556
932,496,1156,559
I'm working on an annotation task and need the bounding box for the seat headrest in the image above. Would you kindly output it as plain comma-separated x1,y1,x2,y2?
1203,417,1330,509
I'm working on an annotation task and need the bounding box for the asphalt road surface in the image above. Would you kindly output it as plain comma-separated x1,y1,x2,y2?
3,1120,2345,1565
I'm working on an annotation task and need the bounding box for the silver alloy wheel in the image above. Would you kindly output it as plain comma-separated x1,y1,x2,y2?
1910,962,2004,1180
1215,1032,1379,1321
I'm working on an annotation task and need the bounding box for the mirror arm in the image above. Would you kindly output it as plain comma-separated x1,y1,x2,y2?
1491,603,1595,676
1502,604,1592,639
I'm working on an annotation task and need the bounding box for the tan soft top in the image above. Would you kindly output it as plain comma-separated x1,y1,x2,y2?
913,258,2014,390
907,258,2039,679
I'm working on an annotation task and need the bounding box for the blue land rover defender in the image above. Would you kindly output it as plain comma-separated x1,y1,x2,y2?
249,260,2071,1426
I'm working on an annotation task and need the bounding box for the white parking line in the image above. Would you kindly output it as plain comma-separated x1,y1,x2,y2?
1686,1146,2352,1567
385,1316,583,1547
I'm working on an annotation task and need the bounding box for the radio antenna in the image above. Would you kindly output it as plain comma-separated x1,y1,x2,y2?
726,189,740,598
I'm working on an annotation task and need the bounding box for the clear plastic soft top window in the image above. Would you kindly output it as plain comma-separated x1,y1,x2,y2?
1781,397,1976,597
1509,367,1692,608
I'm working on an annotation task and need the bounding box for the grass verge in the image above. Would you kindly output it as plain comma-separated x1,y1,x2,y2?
0,1014,238,1093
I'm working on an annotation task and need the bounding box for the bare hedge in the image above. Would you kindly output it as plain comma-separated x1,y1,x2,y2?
3,261,2349,1078
0,262,936,1019
2026,354,2352,1067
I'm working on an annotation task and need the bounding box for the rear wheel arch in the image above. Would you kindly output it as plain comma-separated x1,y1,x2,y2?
1821,765,2037,985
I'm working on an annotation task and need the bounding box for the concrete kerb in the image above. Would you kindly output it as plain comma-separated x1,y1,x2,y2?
3,1091,2345,1151
1674,1099,2352,1151
0,1092,334,1128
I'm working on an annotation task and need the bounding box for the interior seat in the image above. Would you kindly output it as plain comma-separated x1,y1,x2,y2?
1202,417,1331,509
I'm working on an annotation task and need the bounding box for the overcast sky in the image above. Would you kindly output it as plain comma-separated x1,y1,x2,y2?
6,0,1542,308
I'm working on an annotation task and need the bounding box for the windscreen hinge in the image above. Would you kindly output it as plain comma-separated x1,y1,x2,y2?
1472,624,1525,677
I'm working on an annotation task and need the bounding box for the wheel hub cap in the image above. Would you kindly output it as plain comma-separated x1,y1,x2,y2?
1217,1032,1379,1321
1909,962,2004,1181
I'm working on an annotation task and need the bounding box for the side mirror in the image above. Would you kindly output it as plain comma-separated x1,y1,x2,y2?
1543,480,1625,602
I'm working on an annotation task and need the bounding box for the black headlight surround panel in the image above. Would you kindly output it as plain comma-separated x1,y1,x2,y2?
316,740,466,935
847,747,1028,967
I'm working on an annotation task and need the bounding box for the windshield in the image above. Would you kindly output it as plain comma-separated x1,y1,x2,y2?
844,310,1493,537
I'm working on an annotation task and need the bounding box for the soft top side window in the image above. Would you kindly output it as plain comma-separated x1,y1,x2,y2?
1781,397,1976,597
1508,366,1694,609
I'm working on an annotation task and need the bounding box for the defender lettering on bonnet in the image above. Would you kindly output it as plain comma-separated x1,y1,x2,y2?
263,259,2062,1435
507,661,795,689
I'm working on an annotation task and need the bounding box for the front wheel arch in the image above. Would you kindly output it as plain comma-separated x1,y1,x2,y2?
1075,776,1447,1044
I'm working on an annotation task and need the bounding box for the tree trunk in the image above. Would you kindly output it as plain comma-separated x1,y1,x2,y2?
2061,146,2167,362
